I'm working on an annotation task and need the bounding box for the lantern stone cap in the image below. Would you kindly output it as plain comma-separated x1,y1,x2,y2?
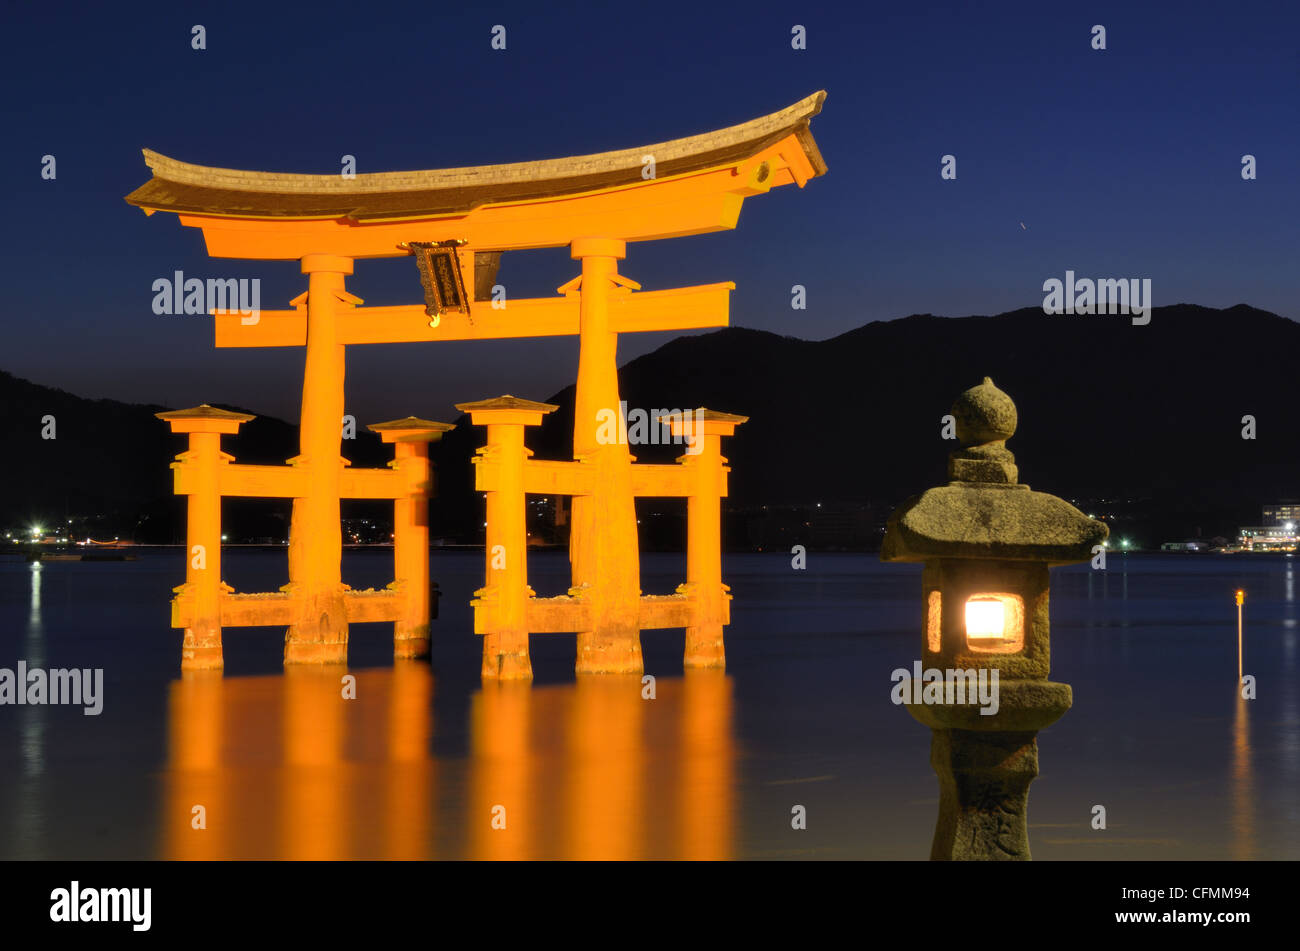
156,404,254,434
456,394,558,426
367,416,455,443
881,483,1108,565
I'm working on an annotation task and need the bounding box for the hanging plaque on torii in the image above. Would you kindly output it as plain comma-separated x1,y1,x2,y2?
408,239,471,326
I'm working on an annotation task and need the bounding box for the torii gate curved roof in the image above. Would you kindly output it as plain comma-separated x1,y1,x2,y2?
125,92,826,258
128,92,824,221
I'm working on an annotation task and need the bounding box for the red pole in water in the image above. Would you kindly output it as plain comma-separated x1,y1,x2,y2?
1235,589,1245,686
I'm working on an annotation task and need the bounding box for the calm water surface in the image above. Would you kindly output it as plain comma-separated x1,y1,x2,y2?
1,550,1296,859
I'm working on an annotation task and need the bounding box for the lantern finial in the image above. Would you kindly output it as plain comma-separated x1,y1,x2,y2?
949,377,1019,483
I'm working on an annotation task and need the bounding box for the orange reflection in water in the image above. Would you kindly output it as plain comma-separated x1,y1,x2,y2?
565,674,646,860
676,669,733,859
466,668,734,860
164,662,732,859
1230,691,1256,860
468,681,535,860
282,665,347,859
164,662,434,860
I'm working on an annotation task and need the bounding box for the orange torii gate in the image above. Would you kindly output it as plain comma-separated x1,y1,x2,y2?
127,91,826,677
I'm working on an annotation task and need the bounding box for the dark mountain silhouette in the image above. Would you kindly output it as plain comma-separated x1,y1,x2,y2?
3,304,1296,547
434,303,1300,547
0,369,388,543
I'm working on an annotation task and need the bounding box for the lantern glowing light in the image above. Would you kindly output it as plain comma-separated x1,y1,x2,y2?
965,598,1006,639
963,593,1025,653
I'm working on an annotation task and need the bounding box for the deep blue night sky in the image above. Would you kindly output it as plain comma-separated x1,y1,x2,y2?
3,0,1297,423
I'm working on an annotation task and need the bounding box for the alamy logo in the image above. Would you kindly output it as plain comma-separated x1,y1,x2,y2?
152,271,261,324
890,662,1000,715
0,662,103,715
50,881,151,931
596,403,702,455
1042,270,1151,325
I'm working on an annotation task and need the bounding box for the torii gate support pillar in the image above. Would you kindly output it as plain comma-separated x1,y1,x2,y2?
159,406,253,671
665,411,746,669
370,418,455,659
468,403,550,680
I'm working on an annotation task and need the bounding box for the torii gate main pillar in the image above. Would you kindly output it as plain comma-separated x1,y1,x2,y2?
569,238,642,674
285,253,353,664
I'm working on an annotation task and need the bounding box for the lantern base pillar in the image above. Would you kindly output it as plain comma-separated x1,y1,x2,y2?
928,727,1040,861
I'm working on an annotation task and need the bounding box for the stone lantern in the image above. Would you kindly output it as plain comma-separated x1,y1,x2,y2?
881,377,1107,860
